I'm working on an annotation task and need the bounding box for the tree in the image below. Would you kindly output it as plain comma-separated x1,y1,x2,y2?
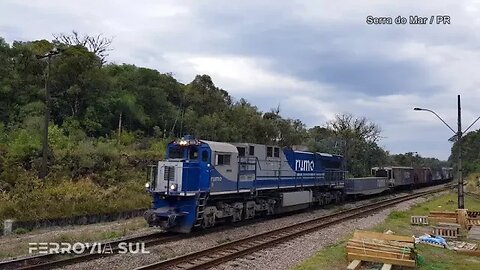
306,126,338,153
450,129,480,175
327,113,382,174
53,31,113,65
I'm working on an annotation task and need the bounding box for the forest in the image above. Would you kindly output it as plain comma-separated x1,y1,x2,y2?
0,33,477,223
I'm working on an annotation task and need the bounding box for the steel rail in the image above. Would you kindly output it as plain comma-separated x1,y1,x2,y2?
1,184,453,270
136,186,451,270
0,232,179,270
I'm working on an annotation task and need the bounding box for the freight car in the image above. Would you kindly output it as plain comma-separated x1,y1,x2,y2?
144,136,345,233
371,166,453,188
371,166,414,187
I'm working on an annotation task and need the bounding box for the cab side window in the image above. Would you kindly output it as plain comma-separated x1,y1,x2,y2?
216,154,231,165
237,147,246,157
266,146,273,158
202,150,209,162
274,147,280,158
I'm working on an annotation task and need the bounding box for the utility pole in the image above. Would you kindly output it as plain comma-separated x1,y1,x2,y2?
37,48,61,179
457,95,464,209
414,94,480,209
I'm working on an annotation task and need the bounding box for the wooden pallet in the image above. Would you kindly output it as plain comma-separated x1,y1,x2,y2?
467,210,480,218
433,226,458,238
347,231,416,268
467,217,480,229
411,215,429,225
429,211,458,223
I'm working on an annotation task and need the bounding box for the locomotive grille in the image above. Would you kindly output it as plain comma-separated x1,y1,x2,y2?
164,166,175,182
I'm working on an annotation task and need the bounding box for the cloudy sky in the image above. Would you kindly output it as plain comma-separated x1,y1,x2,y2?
1,0,479,160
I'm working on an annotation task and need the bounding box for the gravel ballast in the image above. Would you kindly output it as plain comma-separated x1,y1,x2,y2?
58,189,446,270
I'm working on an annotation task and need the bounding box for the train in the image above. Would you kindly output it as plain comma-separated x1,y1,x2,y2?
143,136,453,233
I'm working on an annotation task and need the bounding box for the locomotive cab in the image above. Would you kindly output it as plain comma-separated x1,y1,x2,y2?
146,137,210,195
144,136,240,232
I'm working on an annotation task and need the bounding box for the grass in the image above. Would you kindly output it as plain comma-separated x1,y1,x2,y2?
294,242,348,270
293,191,480,270
0,217,148,259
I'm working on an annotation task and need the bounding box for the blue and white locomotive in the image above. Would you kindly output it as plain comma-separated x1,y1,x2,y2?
144,136,345,233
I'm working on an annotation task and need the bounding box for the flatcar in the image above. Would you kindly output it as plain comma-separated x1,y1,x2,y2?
344,177,389,195
144,136,345,233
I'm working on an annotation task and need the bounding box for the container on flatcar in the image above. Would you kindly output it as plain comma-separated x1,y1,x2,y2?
371,166,414,187
345,177,389,195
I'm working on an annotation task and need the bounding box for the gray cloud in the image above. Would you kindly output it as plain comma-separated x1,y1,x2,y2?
1,0,479,159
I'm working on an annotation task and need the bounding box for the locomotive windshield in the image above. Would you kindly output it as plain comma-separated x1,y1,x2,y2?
168,145,200,160
169,147,184,159
189,146,199,160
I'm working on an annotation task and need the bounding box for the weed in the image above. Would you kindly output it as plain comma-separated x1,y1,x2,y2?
13,227,30,235
388,211,407,219
101,230,121,240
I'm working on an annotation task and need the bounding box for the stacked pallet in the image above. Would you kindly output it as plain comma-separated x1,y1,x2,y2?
467,217,480,229
346,231,416,269
428,209,480,230
428,211,458,223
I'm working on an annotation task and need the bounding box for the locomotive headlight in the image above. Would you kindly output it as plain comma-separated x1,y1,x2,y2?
179,140,188,146
145,182,150,189
170,183,178,191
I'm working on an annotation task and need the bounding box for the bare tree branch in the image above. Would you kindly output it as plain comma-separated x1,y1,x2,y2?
53,30,113,65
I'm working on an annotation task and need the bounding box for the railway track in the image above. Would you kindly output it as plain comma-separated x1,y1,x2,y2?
0,184,452,270
0,232,180,270
135,186,450,270
0,213,280,270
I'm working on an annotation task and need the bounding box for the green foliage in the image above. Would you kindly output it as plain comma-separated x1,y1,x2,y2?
0,178,150,222
101,230,122,239
118,130,136,145
450,129,480,176
7,128,41,163
13,227,30,235
388,210,407,219
0,34,455,224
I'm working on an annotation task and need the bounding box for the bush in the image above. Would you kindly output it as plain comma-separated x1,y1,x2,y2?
0,178,150,222
0,126,153,223
7,128,41,163
118,130,136,145
13,227,30,234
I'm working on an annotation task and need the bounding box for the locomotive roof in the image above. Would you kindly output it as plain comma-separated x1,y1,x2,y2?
201,140,238,153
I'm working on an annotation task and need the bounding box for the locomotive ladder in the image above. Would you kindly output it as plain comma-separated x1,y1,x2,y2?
194,192,208,227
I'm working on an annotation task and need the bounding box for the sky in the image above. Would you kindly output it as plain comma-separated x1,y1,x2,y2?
1,0,479,160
